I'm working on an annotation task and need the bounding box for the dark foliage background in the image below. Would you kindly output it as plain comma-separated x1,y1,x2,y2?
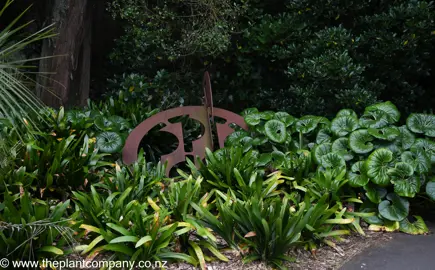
2,0,435,116
104,0,435,117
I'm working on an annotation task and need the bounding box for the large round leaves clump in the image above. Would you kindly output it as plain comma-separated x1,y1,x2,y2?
95,115,129,131
225,130,250,147
332,137,353,161
366,148,393,186
411,139,435,163
244,113,262,126
316,128,332,144
359,102,400,129
273,112,296,127
331,115,359,137
66,110,87,125
241,108,259,116
396,126,415,150
321,152,345,169
96,131,124,153
348,161,369,187
365,101,401,123
378,193,409,221
295,115,328,134
364,183,387,204
407,113,435,137
313,143,331,164
349,129,374,154
368,127,400,141
401,150,431,174
388,162,420,198
399,216,429,235
264,119,287,143
426,181,435,200
336,109,358,118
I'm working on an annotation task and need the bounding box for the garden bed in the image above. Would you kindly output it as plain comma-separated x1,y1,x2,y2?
167,231,392,270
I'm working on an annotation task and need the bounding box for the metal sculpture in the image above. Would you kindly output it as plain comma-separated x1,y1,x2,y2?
122,71,248,175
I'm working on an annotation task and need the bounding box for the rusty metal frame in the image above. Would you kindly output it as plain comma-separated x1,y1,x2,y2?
122,71,248,175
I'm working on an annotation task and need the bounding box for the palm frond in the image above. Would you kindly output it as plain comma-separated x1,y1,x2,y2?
0,1,57,137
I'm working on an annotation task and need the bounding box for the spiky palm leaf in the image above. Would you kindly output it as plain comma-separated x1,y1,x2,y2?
0,0,56,132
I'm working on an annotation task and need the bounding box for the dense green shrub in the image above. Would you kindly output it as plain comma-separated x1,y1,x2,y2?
106,0,435,116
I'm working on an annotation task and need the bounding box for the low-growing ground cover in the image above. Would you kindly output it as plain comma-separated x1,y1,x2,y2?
1,98,434,269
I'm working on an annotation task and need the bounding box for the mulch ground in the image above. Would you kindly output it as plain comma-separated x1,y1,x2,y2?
168,230,392,270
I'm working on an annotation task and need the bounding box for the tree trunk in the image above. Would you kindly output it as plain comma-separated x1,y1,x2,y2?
38,0,92,108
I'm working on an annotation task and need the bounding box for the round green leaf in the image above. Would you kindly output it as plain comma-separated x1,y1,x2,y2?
336,109,358,118
359,110,391,129
396,125,415,150
244,113,262,126
411,139,435,163
360,205,384,225
373,140,401,155
399,216,429,235
239,136,254,152
108,115,130,130
378,193,409,221
332,137,353,161
366,148,393,186
368,127,400,141
95,116,117,131
348,161,369,187
425,181,435,200
295,116,328,134
388,162,414,179
274,112,296,127
225,131,249,147
313,143,332,164
66,110,86,124
365,101,400,123
331,116,359,137
321,152,345,169
252,136,268,146
264,120,287,143
241,108,259,116
259,111,275,120
364,183,387,204
96,132,124,153
389,162,420,198
406,113,435,137
316,128,332,144
349,129,374,154
393,175,420,198
401,150,431,174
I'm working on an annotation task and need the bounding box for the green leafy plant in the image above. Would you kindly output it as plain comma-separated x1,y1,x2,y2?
0,190,76,261
226,195,313,268
159,176,228,268
187,147,264,192
17,130,110,198
300,195,354,254
79,205,197,265
96,150,166,202
239,101,435,234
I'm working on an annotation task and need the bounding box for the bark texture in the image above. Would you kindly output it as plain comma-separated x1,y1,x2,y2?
38,0,92,107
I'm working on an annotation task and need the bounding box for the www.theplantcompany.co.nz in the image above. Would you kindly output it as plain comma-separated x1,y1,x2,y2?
0,257,168,269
